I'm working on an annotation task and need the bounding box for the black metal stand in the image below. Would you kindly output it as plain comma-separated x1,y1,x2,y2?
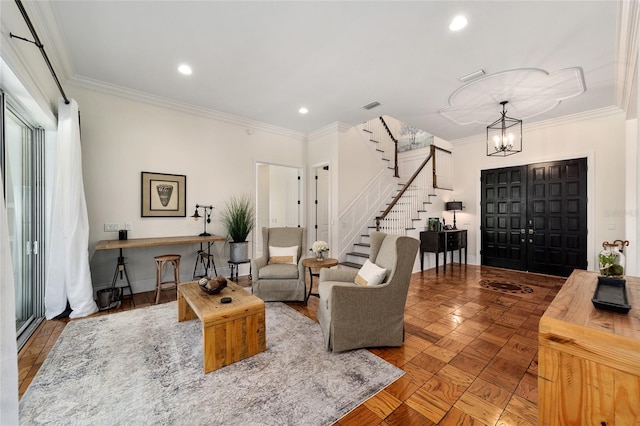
228,260,252,281
192,242,217,279
109,248,135,310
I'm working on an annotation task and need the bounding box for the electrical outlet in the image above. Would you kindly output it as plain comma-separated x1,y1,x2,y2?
125,222,132,231
104,223,119,232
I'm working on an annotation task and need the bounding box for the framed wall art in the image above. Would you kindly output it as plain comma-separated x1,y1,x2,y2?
141,171,186,217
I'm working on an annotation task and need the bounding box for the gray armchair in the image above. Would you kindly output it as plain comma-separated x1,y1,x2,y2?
317,231,419,352
251,227,307,302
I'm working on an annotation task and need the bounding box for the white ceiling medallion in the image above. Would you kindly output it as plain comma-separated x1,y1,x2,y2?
438,68,586,125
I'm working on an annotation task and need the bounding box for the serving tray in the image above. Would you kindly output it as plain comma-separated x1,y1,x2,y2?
592,276,631,314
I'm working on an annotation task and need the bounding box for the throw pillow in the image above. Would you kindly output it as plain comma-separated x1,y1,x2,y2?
268,245,298,265
354,259,387,286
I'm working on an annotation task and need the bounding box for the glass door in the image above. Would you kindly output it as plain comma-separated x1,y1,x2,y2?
5,107,35,335
2,94,45,348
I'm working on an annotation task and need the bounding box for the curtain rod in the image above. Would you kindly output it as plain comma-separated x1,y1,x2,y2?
10,0,70,105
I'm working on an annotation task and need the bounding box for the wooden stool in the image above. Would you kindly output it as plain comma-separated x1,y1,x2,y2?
154,254,181,304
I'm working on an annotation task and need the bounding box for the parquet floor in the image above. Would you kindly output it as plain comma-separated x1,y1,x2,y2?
18,264,565,425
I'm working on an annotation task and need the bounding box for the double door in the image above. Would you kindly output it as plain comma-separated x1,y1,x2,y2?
481,158,587,277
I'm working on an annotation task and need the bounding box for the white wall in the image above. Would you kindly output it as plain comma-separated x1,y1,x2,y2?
67,85,306,293
452,108,628,270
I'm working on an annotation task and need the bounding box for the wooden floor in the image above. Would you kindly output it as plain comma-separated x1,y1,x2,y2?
18,264,565,425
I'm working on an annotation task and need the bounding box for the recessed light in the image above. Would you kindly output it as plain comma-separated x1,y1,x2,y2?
449,15,468,31
178,64,192,75
299,107,308,114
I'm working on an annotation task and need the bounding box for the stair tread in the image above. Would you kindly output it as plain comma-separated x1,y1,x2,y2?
346,252,369,258
340,261,362,269
354,242,370,247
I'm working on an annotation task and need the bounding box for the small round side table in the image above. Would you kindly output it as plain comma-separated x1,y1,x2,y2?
301,257,338,303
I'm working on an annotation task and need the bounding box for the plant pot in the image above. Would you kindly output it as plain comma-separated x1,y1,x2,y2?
229,241,249,262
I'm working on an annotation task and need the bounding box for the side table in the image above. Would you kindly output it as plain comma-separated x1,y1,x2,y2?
228,259,252,282
302,257,338,303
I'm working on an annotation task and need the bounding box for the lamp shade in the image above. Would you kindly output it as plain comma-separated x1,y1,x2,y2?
446,201,463,211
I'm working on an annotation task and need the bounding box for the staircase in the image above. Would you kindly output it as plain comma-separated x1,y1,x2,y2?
340,118,453,270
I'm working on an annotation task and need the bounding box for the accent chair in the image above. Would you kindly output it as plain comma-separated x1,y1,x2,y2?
317,231,419,352
251,227,307,302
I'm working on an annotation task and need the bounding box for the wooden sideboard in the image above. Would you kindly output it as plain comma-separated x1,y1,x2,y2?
538,270,640,425
419,230,467,273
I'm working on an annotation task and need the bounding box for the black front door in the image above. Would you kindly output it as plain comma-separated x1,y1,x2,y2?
481,158,587,277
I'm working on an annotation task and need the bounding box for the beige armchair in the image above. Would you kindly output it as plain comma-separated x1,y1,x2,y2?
251,227,307,302
317,231,419,352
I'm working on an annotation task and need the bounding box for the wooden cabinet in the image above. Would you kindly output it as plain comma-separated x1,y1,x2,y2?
419,230,467,273
538,270,640,425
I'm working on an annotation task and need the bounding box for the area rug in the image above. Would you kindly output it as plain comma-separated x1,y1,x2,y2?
479,279,534,295
19,301,403,425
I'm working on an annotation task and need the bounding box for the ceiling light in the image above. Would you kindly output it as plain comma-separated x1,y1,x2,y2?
449,15,468,31
299,107,308,114
362,101,381,110
487,101,522,157
177,64,192,75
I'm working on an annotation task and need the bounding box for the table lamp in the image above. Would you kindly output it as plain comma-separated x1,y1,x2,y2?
445,201,463,230
191,204,213,236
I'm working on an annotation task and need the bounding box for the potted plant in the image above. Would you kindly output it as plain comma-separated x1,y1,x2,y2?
599,250,624,277
220,194,255,262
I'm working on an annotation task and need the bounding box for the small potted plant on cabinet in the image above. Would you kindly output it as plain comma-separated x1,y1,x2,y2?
220,194,255,262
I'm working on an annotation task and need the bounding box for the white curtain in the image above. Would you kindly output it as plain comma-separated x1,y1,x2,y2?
45,98,98,319
0,173,18,426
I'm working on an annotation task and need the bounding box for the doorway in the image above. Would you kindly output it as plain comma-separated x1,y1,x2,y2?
481,158,587,277
314,165,330,243
255,163,302,257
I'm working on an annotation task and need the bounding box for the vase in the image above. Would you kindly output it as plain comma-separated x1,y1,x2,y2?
316,251,325,261
599,242,624,277
230,241,249,262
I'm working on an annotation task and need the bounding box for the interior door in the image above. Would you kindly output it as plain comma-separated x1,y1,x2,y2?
481,158,587,277
315,165,329,243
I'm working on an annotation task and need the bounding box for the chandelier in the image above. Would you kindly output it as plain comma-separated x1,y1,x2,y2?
487,101,522,156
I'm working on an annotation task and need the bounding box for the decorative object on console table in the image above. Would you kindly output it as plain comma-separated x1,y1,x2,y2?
311,240,329,261
598,240,626,277
191,204,213,236
141,171,186,217
445,201,463,230
221,194,255,263
427,218,441,232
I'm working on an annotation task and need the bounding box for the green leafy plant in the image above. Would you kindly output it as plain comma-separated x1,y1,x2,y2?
220,194,255,242
599,251,624,276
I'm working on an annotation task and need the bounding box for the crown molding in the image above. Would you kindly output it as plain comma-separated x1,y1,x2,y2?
66,75,306,139
450,105,625,146
616,0,639,116
22,0,75,81
307,122,352,141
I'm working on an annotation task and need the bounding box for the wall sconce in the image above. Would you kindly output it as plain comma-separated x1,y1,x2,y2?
487,101,522,156
191,204,213,236
445,201,463,230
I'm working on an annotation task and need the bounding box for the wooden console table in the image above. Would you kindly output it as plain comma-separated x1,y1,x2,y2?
539,270,640,424
419,230,467,273
96,235,226,301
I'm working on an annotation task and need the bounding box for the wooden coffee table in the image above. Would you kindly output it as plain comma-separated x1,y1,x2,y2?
177,280,266,373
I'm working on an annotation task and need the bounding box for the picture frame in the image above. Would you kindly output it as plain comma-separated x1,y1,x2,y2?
141,171,186,217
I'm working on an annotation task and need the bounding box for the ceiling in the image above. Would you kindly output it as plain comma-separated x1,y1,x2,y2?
29,1,634,140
